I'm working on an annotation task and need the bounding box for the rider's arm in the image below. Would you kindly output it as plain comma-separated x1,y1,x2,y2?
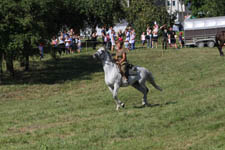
160,24,166,29
119,52,126,64
114,55,119,63
115,55,118,60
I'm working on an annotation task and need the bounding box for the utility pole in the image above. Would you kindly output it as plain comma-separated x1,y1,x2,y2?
170,0,173,25
180,0,184,23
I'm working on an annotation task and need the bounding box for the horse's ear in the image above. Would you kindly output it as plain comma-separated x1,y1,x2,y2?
97,47,105,51
105,48,110,53
102,47,107,51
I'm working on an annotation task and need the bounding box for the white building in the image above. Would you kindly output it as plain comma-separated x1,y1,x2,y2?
126,0,190,24
165,0,191,23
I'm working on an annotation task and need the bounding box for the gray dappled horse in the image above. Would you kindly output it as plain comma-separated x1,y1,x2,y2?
93,47,162,110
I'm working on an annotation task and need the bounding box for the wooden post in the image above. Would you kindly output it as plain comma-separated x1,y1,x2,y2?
86,41,88,52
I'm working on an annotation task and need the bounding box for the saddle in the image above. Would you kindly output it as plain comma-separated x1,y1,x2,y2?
126,63,138,76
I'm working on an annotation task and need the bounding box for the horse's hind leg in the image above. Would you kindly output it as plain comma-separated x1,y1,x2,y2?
132,82,149,106
218,45,224,56
108,85,124,110
217,41,224,56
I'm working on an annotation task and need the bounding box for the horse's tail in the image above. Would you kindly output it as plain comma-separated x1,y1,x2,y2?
147,71,163,91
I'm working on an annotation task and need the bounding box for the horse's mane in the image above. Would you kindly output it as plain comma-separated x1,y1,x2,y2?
105,50,115,62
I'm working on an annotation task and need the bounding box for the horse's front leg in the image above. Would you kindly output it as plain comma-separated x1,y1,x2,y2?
108,84,124,110
132,82,149,106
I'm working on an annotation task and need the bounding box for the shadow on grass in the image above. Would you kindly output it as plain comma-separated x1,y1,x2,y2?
1,54,102,85
134,101,177,109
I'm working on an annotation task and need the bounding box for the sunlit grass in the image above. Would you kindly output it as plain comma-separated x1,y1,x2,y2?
0,47,225,150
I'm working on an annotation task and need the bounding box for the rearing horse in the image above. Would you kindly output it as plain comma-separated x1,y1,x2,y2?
93,47,162,110
215,31,225,56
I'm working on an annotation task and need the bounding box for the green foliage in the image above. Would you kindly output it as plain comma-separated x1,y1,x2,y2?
186,0,225,17
0,0,126,74
126,0,170,38
81,0,126,29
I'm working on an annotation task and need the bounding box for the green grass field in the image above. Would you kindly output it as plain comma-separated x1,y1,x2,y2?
0,47,225,150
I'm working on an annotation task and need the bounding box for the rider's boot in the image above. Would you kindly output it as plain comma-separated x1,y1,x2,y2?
122,76,128,85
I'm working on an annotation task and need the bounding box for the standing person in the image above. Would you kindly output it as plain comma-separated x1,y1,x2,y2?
168,27,178,49
65,35,72,54
72,34,77,52
152,22,159,48
178,32,184,48
107,26,113,49
115,40,128,84
110,30,116,52
130,29,136,50
92,31,98,50
101,26,106,47
146,27,152,48
107,26,113,35
117,29,123,41
69,35,73,53
51,36,58,54
63,29,68,39
124,28,130,52
69,28,74,36
105,33,110,50
141,32,146,47
51,36,58,47
58,33,65,55
38,41,44,60
160,24,168,50
77,36,82,53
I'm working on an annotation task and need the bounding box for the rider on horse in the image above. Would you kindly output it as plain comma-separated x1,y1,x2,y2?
115,40,128,83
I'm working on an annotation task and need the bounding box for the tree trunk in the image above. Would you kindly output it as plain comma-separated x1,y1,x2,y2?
25,54,29,71
5,54,14,77
0,51,3,83
20,57,25,67
24,43,30,71
50,46,57,60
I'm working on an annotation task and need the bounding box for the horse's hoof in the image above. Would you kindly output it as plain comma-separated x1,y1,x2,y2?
121,103,125,108
142,103,151,107
116,105,120,110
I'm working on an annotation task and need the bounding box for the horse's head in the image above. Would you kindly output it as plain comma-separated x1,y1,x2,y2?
93,47,111,61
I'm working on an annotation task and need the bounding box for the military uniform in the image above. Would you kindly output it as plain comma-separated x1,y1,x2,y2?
116,49,128,78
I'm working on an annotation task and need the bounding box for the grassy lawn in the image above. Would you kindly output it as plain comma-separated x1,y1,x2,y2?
0,47,225,150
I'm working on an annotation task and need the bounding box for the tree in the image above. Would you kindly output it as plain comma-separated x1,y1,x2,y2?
126,0,170,37
0,0,126,78
186,0,225,18
0,0,87,75
82,0,126,30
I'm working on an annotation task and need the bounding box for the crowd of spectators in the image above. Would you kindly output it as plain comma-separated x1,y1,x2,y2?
50,28,82,55
40,24,184,59
100,23,184,53
101,26,137,52
144,22,184,50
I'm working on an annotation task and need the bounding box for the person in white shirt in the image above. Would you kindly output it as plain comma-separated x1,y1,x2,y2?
58,33,65,54
141,32,146,47
152,22,159,48
65,35,72,54
77,36,82,53
124,28,130,51
129,29,136,50
110,30,116,52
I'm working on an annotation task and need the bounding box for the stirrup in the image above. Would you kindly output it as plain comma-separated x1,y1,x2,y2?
122,78,128,85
